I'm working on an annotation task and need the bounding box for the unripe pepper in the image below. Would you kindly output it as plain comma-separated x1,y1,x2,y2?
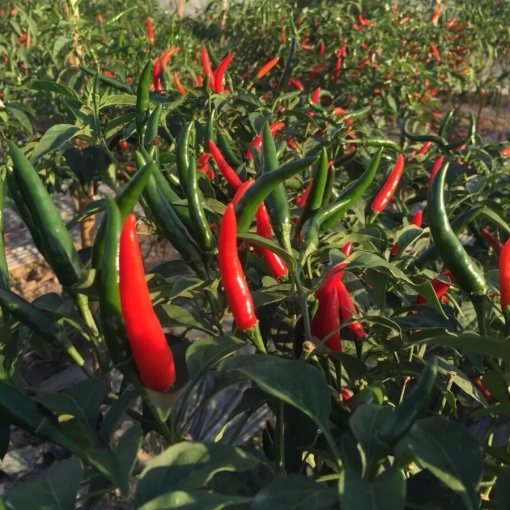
119,214,176,392
370,153,404,213
219,204,267,353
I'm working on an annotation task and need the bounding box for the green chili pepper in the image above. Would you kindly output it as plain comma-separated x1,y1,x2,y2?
99,197,129,364
296,148,328,235
217,132,242,168
8,142,86,287
428,162,486,296
136,60,152,137
275,36,297,96
92,160,153,270
378,356,438,446
321,148,382,231
142,160,205,278
298,149,382,267
261,123,292,253
80,65,133,94
414,206,484,269
144,102,162,151
322,163,336,207
444,113,475,150
403,118,445,146
187,156,215,267
251,146,263,172
438,109,455,139
0,287,92,377
342,105,371,121
364,138,401,152
206,109,216,149
235,156,319,233
176,122,194,190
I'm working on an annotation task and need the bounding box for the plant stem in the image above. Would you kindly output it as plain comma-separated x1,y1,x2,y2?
294,270,312,359
472,295,487,337
275,399,286,474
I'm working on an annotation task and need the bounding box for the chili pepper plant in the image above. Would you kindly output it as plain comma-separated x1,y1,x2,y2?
2,1,510,509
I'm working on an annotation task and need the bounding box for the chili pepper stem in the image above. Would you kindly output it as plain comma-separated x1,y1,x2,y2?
275,399,286,474
64,341,94,379
471,295,488,337
244,324,268,354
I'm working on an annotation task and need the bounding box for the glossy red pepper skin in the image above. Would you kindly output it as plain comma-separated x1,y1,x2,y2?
428,156,444,188
475,379,491,398
430,4,443,23
146,17,154,45
499,239,510,310
371,153,404,212
152,58,162,92
209,140,243,189
429,43,441,62
311,87,321,105
200,45,215,90
256,57,279,79
256,204,288,278
119,214,175,392
312,286,341,352
412,210,423,227
336,281,365,340
214,54,235,93
173,72,186,95
288,78,304,90
219,203,257,330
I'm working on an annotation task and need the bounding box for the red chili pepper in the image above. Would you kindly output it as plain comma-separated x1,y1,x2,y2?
475,379,491,398
428,156,444,188
318,41,325,55
196,74,203,87
97,14,103,24
334,55,342,77
173,72,186,95
118,140,130,153
411,210,423,227
294,181,313,207
301,44,313,51
430,4,443,23
120,214,175,392
417,141,432,155
500,239,510,311
311,87,321,105
371,153,404,213
312,286,341,351
429,43,441,63
159,47,180,69
209,140,243,189
500,147,510,157
232,179,255,206
288,78,304,90
256,57,279,79
146,17,154,45
481,228,503,253
452,23,469,31
152,59,162,92
413,271,455,305
246,123,285,159
200,45,216,90
310,63,326,80
214,53,235,93
219,203,258,330
336,281,365,340
256,205,288,278
446,16,458,29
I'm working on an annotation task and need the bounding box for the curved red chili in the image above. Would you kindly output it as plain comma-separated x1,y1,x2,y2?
288,78,304,90
246,122,285,159
481,228,503,253
200,45,215,90
146,17,154,45
214,53,235,93
219,203,257,330
429,43,441,63
371,153,405,213
311,87,321,105
152,58,162,92
256,204,288,278
209,140,243,189
428,156,444,188
500,239,510,310
173,72,186,95
256,57,279,79
119,214,175,392
312,285,341,352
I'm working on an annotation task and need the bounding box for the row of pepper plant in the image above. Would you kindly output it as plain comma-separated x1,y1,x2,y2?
2,0,510,509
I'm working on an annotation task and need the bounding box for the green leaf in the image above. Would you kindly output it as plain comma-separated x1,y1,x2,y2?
349,404,392,477
7,457,82,510
217,356,332,442
252,475,336,510
5,106,32,134
494,469,510,510
186,336,247,381
115,426,143,497
410,333,510,362
31,80,80,100
157,304,216,335
52,36,73,62
137,491,252,510
338,467,406,510
238,232,297,270
135,442,268,507
100,389,137,443
403,417,482,510
30,124,83,162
